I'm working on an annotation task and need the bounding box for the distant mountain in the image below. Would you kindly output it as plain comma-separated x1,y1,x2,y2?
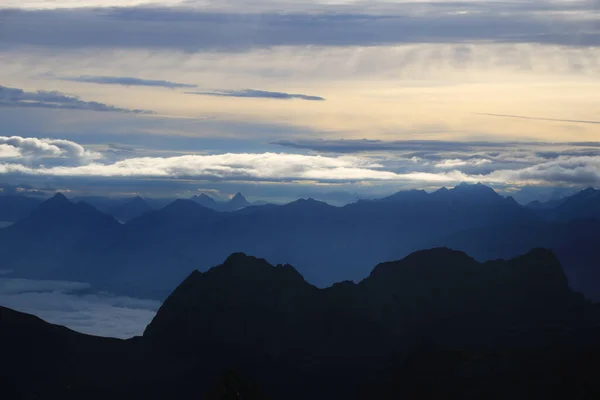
0,193,120,280
228,192,251,210
1,183,600,300
2,249,600,399
12,193,118,232
108,196,152,222
528,187,600,221
191,192,255,212
191,193,219,209
0,195,42,222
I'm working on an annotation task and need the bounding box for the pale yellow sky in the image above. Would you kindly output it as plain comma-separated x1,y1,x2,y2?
2,43,599,142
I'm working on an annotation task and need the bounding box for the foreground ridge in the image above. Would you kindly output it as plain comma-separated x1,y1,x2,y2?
2,248,600,400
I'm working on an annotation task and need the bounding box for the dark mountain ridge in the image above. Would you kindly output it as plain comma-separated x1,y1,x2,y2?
2,248,599,399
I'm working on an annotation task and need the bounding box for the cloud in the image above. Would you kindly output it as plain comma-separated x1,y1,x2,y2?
1,136,600,190
435,158,492,169
187,89,325,101
0,85,153,114
489,156,600,186
0,276,160,338
58,74,197,89
0,152,407,182
0,136,102,166
1,4,598,52
477,113,600,125
0,278,90,294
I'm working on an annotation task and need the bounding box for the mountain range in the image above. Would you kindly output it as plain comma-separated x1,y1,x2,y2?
1,184,599,300
1,249,599,399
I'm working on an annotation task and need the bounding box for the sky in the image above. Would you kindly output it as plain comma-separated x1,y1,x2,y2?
0,0,599,204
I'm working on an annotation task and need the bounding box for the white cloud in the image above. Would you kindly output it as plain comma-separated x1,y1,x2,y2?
0,136,102,166
435,158,492,169
0,136,599,188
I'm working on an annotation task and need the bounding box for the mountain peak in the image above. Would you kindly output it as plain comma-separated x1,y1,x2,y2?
232,192,246,201
224,251,253,264
381,189,428,202
453,182,495,192
369,247,477,278
284,198,332,209
47,192,70,205
228,192,250,210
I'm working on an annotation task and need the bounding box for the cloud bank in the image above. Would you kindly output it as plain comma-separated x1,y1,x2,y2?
0,85,153,114
188,89,325,101
1,136,600,188
0,276,160,338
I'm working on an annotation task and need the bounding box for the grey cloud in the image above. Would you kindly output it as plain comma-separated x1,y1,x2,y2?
0,277,159,338
477,113,600,125
0,85,153,114
0,4,598,52
187,89,325,101
0,277,90,294
59,74,197,89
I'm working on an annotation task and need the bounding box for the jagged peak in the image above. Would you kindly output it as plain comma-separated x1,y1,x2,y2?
218,253,306,283
229,192,249,205
193,193,216,201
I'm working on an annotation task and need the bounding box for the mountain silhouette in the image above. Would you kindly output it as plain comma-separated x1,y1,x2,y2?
0,193,120,280
527,187,600,222
1,249,599,399
192,193,220,209
108,196,152,222
191,192,255,212
1,183,600,300
228,192,251,210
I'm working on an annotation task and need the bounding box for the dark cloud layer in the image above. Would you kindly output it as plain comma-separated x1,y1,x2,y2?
187,89,325,101
0,4,598,52
0,85,153,114
59,75,197,89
